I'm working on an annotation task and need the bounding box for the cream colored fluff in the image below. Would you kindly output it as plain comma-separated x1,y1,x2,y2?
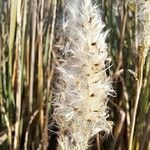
53,0,114,149
138,0,150,54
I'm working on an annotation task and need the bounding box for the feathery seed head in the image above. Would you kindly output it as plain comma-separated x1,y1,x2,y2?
138,0,150,57
53,0,115,149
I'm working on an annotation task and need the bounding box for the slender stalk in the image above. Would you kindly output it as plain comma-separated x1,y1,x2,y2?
8,0,17,105
43,0,52,67
24,110,39,150
29,0,37,113
13,0,22,149
47,0,57,95
22,0,28,86
129,45,146,150
45,0,57,149
37,0,44,147
129,1,150,149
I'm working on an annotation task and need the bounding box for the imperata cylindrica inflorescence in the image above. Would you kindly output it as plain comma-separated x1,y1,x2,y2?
52,0,115,149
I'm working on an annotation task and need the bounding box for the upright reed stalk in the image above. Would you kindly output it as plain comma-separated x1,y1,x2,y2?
13,0,22,149
129,1,150,150
29,0,37,113
53,0,114,149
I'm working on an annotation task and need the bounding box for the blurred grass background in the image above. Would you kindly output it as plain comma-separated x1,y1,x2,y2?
0,0,149,150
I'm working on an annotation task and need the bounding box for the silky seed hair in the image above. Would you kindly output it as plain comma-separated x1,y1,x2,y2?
52,0,115,149
138,0,150,56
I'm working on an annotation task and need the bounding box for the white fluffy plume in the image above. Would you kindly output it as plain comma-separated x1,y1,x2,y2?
52,0,114,149
138,0,150,55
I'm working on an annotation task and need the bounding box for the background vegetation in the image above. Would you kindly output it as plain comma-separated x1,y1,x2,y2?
0,0,149,150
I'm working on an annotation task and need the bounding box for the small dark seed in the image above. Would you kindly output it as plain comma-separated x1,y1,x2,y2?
89,17,92,23
93,110,98,112
64,130,69,135
90,93,95,97
87,119,91,122
91,42,96,46
74,108,79,111
76,81,79,85
94,63,99,66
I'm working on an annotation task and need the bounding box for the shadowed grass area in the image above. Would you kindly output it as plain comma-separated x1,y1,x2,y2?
0,0,149,150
